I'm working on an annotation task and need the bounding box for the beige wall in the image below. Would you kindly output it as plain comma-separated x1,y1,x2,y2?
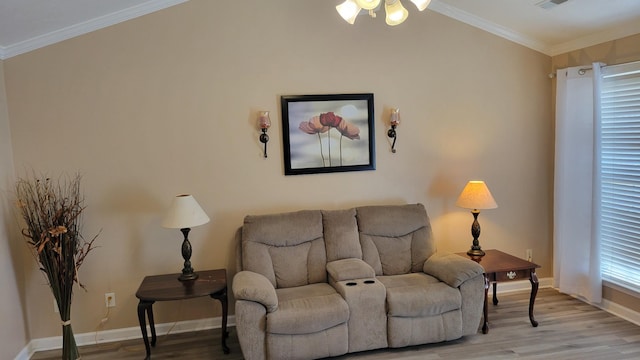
4,0,553,341
552,33,640,70
0,60,29,358
552,33,640,314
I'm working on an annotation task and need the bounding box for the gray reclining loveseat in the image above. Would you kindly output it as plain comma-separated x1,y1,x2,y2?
232,203,485,359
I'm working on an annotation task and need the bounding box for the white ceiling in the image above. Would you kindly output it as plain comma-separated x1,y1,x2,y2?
436,0,640,55
1,0,640,60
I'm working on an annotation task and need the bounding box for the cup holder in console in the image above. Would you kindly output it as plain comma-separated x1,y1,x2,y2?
364,280,375,284
346,282,357,286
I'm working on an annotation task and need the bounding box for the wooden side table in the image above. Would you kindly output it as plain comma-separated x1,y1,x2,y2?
457,249,540,334
135,268,229,360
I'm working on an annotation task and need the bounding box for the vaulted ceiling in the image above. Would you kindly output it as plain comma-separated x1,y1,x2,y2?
1,0,640,60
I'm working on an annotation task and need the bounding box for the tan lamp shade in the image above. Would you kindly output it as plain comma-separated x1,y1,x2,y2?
455,181,498,210
161,194,210,229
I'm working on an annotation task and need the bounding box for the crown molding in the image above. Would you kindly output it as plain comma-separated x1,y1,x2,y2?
545,20,640,56
429,0,640,57
0,0,188,60
429,0,549,55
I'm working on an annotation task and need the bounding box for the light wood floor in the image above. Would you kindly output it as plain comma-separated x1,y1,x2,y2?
31,288,640,359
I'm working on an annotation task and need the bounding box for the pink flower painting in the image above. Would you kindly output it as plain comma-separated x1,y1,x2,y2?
283,94,373,175
299,111,361,166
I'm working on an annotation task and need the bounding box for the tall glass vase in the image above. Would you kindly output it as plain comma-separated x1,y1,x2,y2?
62,324,80,360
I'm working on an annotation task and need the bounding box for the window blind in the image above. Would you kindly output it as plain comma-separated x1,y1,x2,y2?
600,61,640,292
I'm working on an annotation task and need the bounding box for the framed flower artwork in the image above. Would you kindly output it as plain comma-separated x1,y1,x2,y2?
281,93,376,175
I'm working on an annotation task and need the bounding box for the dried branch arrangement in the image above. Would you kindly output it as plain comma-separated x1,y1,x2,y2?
16,173,98,360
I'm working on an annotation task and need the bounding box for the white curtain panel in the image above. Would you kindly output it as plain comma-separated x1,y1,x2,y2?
553,63,603,303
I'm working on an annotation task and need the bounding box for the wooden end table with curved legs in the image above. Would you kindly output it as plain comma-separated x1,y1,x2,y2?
135,269,229,360
458,249,541,334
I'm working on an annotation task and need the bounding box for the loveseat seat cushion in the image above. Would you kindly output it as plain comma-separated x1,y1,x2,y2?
378,273,461,317
268,283,349,335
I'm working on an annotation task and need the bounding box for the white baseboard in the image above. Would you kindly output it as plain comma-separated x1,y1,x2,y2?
16,315,235,360
599,299,640,327
13,347,29,360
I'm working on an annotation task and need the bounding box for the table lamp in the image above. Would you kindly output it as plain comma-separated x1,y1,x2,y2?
456,181,498,257
161,194,210,281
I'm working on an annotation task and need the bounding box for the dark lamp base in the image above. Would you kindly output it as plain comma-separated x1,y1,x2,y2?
467,248,486,257
179,272,199,282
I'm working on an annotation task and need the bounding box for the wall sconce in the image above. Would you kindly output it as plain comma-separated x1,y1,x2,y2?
258,111,271,158
388,108,400,153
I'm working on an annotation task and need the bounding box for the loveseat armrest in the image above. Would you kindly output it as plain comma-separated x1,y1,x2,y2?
232,271,278,313
327,258,376,282
423,252,484,288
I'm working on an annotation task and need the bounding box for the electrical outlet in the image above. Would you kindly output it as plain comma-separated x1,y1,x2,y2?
105,292,116,308
526,249,533,261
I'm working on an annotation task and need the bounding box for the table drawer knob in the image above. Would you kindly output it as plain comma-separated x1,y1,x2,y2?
506,271,517,279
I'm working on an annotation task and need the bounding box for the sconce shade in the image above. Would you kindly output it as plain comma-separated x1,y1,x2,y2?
385,0,409,26
410,0,431,11
456,181,498,210
390,108,400,125
161,194,210,229
259,111,271,129
336,0,362,24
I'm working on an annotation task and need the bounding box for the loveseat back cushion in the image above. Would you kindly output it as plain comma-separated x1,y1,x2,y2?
356,204,435,276
322,208,362,262
242,210,327,288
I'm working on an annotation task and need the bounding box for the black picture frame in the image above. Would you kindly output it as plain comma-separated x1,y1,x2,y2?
281,93,376,175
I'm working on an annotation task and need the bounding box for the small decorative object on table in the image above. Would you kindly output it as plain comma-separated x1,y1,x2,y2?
15,173,98,360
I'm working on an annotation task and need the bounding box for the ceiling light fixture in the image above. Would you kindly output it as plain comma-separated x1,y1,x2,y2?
336,0,431,26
